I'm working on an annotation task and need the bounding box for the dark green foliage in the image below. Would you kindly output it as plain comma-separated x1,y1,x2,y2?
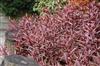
0,0,36,18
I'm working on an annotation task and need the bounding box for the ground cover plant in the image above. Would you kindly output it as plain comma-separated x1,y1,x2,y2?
8,0,100,66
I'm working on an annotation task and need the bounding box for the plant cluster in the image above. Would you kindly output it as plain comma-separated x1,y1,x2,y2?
0,0,36,17
33,0,67,15
9,1,100,66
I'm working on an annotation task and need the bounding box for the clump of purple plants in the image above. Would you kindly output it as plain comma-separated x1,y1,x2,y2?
9,1,100,66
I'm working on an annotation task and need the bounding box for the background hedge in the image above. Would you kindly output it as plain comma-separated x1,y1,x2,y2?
0,0,67,18
0,0,36,18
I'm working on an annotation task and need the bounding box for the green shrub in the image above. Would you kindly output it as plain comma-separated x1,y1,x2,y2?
33,0,67,15
0,0,36,18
